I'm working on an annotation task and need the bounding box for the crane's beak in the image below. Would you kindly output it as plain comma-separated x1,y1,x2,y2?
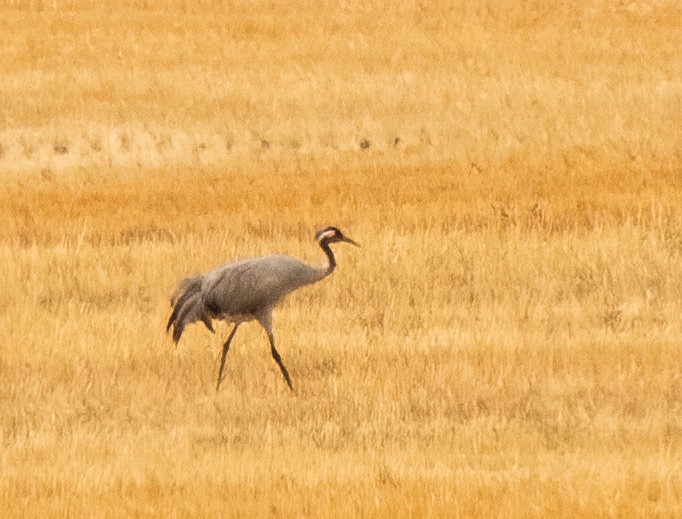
343,236,361,247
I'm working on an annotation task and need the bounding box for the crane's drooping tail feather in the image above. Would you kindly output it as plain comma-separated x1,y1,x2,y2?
167,277,201,330
167,276,214,344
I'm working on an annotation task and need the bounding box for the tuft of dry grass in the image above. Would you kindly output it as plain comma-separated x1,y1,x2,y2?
1,1,681,517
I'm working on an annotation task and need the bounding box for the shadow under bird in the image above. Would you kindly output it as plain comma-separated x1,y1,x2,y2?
166,226,360,392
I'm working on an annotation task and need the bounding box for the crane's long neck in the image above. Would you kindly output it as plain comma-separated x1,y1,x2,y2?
320,240,336,276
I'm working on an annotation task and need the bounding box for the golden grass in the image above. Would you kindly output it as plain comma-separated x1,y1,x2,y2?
1,0,680,174
1,1,681,517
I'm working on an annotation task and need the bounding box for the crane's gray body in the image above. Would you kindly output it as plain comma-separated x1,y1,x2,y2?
166,226,358,392
201,255,327,323
169,255,327,342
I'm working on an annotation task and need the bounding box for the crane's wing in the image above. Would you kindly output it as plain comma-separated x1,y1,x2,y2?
201,255,326,318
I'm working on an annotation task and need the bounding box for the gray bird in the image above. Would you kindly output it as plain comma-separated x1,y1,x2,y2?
166,226,360,392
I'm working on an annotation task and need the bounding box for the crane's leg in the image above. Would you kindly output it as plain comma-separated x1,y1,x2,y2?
216,324,239,392
256,313,294,393
266,330,295,393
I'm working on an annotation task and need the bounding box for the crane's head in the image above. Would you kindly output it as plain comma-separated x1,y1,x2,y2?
315,226,360,247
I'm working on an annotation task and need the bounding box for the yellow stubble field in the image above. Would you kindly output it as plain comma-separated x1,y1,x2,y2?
0,1,681,517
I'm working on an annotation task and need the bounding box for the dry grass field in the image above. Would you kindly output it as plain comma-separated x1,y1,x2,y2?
1,0,681,517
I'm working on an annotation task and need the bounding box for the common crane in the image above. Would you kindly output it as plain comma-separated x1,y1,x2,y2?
166,226,359,392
